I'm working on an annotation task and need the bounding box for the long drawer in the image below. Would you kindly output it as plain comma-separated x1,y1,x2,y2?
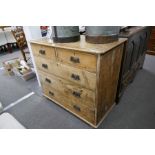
39,71,95,109
31,43,56,60
42,84,95,124
35,57,96,90
56,48,97,72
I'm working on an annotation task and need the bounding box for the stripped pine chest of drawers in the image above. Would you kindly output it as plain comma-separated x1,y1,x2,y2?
30,36,127,128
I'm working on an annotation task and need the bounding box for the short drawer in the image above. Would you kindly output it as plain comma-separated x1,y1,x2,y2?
31,43,55,60
56,48,97,72
35,57,96,90
39,71,95,109
42,84,95,124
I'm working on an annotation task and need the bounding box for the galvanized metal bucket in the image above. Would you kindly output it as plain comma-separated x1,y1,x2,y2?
85,26,121,44
52,26,80,43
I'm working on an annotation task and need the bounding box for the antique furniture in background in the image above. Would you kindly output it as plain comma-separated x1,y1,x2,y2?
116,26,151,103
4,27,17,52
11,27,29,62
30,36,127,127
0,29,7,53
0,26,16,53
147,26,155,55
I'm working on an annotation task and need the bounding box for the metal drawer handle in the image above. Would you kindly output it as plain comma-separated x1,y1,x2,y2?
71,74,80,81
45,78,51,83
72,91,81,98
70,56,80,63
42,64,48,69
49,91,54,96
73,105,81,112
39,49,45,55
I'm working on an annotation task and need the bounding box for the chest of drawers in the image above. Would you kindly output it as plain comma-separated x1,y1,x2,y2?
30,36,127,127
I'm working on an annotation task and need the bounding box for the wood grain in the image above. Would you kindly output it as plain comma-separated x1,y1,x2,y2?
30,36,126,127
96,44,124,124
35,56,96,90
39,70,95,109
42,84,95,124
56,47,97,72
116,26,150,103
30,35,127,54
31,43,56,60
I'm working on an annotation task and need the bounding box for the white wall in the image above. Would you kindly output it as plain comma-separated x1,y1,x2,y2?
23,26,42,86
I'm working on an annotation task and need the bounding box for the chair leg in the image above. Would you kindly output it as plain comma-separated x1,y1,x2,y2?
4,45,8,52
7,43,12,53
20,49,27,62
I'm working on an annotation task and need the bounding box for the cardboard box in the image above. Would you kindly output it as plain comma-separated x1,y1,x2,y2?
13,67,36,81
3,58,36,81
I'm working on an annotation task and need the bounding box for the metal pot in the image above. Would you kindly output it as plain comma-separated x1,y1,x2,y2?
85,26,121,44
52,26,80,43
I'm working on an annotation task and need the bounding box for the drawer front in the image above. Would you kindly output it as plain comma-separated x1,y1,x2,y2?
42,84,95,124
39,71,95,109
56,48,97,72
35,57,96,90
31,43,55,60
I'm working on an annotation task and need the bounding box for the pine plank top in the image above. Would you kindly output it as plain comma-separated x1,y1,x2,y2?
30,35,127,54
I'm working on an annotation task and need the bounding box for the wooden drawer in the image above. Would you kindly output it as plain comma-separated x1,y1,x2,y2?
56,48,97,72
35,57,96,90
31,43,55,60
39,71,95,109
42,84,95,124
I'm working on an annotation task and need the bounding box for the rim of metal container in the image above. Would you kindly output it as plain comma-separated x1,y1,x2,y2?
53,35,80,43
85,33,119,37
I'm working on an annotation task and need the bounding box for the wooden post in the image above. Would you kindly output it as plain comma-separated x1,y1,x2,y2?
23,26,42,86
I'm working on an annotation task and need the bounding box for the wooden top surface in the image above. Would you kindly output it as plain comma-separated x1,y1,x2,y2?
119,26,147,38
30,35,127,54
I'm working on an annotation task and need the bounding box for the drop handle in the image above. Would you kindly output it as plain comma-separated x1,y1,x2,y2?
45,78,51,83
71,74,80,81
39,49,45,55
70,56,80,63
72,91,81,98
73,105,81,112
42,64,48,69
